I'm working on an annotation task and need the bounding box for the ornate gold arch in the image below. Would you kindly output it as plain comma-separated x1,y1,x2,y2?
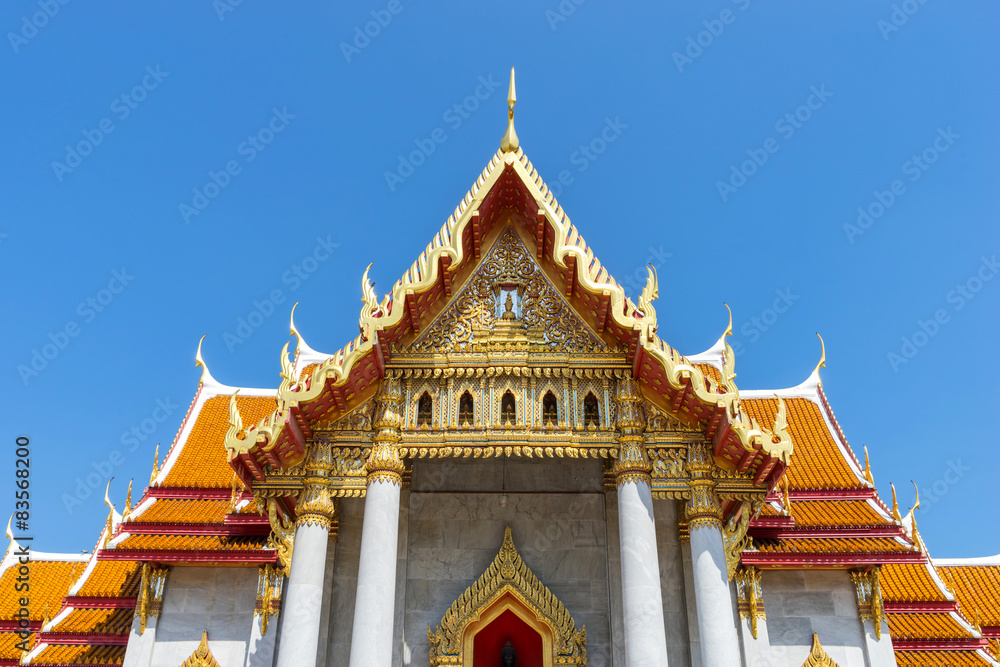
428,527,587,666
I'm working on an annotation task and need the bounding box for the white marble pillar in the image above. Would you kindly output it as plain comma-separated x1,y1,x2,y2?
275,444,336,667
246,565,283,667
613,376,669,666
686,443,741,667
122,614,157,667
349,375,405,667
245,609,278,667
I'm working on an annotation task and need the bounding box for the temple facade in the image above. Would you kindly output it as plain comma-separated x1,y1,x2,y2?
2,70,999,667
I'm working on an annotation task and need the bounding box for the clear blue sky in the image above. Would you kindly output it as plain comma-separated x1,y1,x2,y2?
1,2,997,557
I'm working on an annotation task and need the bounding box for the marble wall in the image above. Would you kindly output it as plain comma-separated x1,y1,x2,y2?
149,567,257,667
763,569,869,667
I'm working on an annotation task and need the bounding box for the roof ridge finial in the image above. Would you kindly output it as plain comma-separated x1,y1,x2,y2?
862,446,874,487
500,67,519,153
812,332,826,380
889,482,902,523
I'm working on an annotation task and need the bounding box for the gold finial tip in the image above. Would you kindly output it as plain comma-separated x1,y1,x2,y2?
723,303,733,338
500,67,519,152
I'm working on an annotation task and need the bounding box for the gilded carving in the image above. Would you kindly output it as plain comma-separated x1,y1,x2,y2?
735,566,766,639
411,229,605,353
180,632,222,667
255,564,284,636
686,443,722,530
135,563,169,634
648,448,686,478
801,634,841,667
850,566,887,640
428,527,587,666
612,377,650,486
722,500,754,580
263,497,295,575
296,443,337,529
369,375,405,485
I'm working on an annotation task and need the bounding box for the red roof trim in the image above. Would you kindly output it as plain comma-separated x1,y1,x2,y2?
982,626,1000,639
749,525,907,540
61,596,138,610
892,638,988,651
36,632,129,646
145,488,233,500
0,620,41,632
97,549,276,564
120,522,269,537
742,551,926,567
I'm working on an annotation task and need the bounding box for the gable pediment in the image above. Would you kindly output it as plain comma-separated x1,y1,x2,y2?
409,227,607,354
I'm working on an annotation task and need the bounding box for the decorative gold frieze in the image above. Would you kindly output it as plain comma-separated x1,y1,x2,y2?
135,563,169,634
410,229,606,354
735,566,766,639
296,443,337,529
685,443,722,531
801,634,841,667
255,564,284,636
428,527,587,666
262,497,295,575
850,566,887,640
180,632,222,667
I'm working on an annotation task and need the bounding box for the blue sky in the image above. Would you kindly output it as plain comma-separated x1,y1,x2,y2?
1,2,997,557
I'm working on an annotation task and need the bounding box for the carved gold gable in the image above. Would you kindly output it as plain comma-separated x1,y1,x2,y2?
428,527,587,666
801,634,841,667
410,227,606,353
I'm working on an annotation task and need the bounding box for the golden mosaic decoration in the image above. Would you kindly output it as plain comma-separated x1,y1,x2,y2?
850,566,887,640
428,527,587,666
735,566,766,639
135,563,169,634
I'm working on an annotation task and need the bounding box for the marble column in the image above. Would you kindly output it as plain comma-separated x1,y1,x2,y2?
613,376,669,667
275,443,337,667
349,376,405,667
686,443,741,667
122,615,157,667
735,566,773,667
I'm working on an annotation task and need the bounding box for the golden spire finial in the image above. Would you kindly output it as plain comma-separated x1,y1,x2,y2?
150,444,160,486
813,332,826,377
862,446,874,486
195,334,217,387
500,67,519,152
723,303,733,339
123,479,133,519
889,483,902,523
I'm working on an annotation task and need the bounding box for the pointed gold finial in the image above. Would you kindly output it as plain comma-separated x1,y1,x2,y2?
500,67,519,152
723,303,733,339
889,483,901,523
195,335,215,386
150,444,160,487
863,446,874,486
813,332,826,378
123,479,134,519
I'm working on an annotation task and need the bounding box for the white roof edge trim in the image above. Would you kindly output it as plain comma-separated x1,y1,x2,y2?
66,548,100,596
686,335,726,369
934,553,1000,567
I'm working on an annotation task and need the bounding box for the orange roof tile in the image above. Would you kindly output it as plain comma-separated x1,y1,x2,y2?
894,649,994,667
30,642,126,665
742,397,865,490
782,499,890,528
755,536,911,554
883,563,951,603
111,533,268,552
129,499,232,525
888,612,977,640
0,559,84,619
49,608,132,635
939,565,1000,628
161,394,276,489
73,561,141,599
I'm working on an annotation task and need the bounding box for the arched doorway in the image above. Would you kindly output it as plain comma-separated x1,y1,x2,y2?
428,527,587,666
468,600,546,667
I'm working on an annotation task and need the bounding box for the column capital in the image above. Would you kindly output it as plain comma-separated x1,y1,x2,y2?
686,443,722,530
368,374,405,486
297,442,337,529
612,376,651,485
